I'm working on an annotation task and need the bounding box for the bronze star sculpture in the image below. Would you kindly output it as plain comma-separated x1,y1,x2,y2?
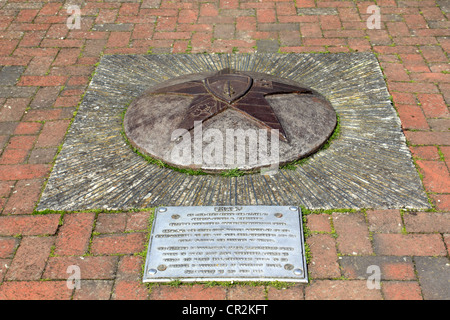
151,68,313,142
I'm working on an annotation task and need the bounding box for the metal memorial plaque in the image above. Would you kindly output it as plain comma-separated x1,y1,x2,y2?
143,205,308,283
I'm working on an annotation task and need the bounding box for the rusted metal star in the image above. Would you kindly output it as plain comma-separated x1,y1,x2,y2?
151,68,313,142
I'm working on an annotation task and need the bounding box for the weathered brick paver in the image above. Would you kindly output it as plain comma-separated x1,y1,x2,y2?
0,0,449,301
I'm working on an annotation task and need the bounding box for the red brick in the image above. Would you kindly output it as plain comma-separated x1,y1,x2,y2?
236,16,256,32
6,236,54,280
278,15,318,23
43,256,119,280
297,0,315,7
430,194,450,211
0,258,10,282
417,94,450,118
381,62,410,81
116,255,144,281
382,281,422,300
7,135,36,150
391,92,416,105
153,32,191,40
0,237,19,259
403,212,450,233
119,3,140,16
112,280,149,300
1,98,30,122
9,23,51,32
306,234,340,279
441,146,450,170
396,104,429,130
366,209,403,233
18,75,67,87
275,2,297,16
16,9,39,23
0,39,19,56
420,46,448,63
320,15,342,30
40,39,85,48
172,40,189,53
0,281,72,300
150,284,227,300
96,9,118,24
126,211,151,231
90,233,146,255
227,285,266,300
416,160,450,193
388,81,438,94
22,109,65,122
404,14,428,29
303,38,347,47
0,181,12,198
386,22,411,37
0,164,50,180
409,146,440,160
95,213,127,233
373,234,446,256
267,285,304,300
107,32,131,47
72,280,114,300
305,280,382,300
306,213,332,233
13,122,42,135
200,3,218,16
156,16,177,31
0,148,29,165
35,120,70,148
52,48,81,66
54,212,95,256
0,215,60,236
19,31,45,47
220,0,239,9
3,179,43,214
178,9,198,24
404,131,450,146
54,95,81,108
257,9,276,23
300,23,322,38
45,24,69,39
444,234,450,255
39,3,62,16
332,212,373,255
411,72,450,83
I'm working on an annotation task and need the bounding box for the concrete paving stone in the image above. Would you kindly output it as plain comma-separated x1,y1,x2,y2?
414,257,450,300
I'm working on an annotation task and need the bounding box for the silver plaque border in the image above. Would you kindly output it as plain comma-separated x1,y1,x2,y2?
143,205,308,283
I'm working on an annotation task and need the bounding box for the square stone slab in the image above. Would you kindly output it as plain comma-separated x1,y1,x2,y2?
36,53,430,211
143,205,308,283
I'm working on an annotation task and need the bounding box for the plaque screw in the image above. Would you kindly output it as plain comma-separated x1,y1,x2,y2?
274,213,283,218
159,207,167,212
171,214,180,219
284,264,294,270
148,268,157,275
157,264,167,271
289,206,297,211
293,269,303,276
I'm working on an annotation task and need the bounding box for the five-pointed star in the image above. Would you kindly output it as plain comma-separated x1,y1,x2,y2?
151,69,312,142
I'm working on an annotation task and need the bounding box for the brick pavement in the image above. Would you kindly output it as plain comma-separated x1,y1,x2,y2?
0,0,449,300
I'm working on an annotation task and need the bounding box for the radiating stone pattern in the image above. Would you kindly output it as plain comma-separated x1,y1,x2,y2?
37,54,430,211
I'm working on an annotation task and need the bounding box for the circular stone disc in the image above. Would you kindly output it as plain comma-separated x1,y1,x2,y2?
124,70,337,173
